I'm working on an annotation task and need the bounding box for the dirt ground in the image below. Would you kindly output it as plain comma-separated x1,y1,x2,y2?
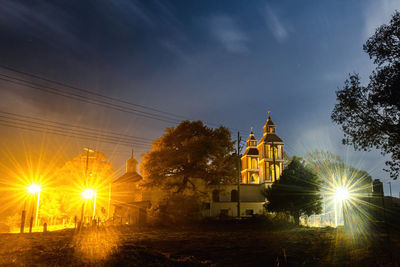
0,224,399,266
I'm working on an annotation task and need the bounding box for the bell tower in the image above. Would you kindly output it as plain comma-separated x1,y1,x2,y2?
126,149,138,173
257,110,284,184
241,127,260,184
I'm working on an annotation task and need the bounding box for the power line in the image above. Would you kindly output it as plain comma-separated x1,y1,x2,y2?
0,65,248,133
0,75,180,124
0,113,152,147
0,64,189,120
0,112,153,145
0,110,154,142
0,121,150,148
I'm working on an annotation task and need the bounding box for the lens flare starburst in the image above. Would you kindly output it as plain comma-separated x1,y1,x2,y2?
27,184,41,194
82,188,96,200
335,187,349,201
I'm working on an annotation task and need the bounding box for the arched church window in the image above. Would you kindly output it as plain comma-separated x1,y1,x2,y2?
253,173,260,184
269,164,280,180
212,190,219,202
249,174,255,184
251,158,257,169
231,190,238,202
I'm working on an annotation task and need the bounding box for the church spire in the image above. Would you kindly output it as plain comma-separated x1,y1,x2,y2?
246,126,257,147
264,109,276,133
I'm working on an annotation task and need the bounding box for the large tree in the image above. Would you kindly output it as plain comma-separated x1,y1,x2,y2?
51,151,114,219
264,157,322,225
331,11,400,179
140,120,237,193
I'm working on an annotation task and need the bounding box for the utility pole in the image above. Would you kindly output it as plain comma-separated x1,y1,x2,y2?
107,183,111,219
85,148,90,179
237,131,241,218
81,147,93,227
20,200,26,233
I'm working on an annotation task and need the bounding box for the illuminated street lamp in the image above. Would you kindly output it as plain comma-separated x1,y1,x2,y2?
27,183,41,229
82,188,95,200
334,186,349,226
335,187,349,201
80,188,97,226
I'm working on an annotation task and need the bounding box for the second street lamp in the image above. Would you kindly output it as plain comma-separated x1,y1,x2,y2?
81,188,96,226
334,186,349,227
27,184,41,229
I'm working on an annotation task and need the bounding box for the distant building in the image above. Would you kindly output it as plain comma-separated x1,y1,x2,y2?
207,111,285,217
116,111,286,219
111,151,148,225
241,110,284,185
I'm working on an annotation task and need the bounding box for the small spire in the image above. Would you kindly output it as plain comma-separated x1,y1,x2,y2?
268,109,271,117
250,126,253,133
131,148,134,158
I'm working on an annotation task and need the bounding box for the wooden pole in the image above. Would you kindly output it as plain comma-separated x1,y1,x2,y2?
20,210,26,233
237,131,241,218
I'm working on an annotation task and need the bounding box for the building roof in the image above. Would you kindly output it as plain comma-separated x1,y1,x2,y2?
113,172,142,184
265,110,275,126
266,117,275,126
248,131,257,140
258,133,283,144
243,147,259,156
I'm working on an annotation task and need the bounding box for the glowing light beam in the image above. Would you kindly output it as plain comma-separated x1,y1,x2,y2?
335,186,349,201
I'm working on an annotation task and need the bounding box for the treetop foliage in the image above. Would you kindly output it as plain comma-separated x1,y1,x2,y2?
140,120,237,193
332,11,400,179
264,157,322,225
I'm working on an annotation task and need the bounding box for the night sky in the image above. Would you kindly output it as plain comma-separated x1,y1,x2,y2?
0,0,399,197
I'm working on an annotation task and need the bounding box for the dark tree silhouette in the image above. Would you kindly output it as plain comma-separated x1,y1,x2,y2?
264,157,322,225
140,120,237,193
331,11,400,179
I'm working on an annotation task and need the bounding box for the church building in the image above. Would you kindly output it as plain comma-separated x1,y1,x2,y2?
112,111,286,220
207,110,285,217
241,110,284,185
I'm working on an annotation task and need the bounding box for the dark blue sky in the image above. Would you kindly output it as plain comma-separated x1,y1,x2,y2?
0,0,399,195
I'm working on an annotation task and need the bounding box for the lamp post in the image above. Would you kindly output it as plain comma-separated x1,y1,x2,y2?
334,186,349,227
20,200,26,233
81,188,96,227
27,184,41,229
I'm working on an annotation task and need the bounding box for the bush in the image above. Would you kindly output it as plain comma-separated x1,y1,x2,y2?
147,194,203,226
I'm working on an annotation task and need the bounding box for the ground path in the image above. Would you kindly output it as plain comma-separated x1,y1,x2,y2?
0,225,398,266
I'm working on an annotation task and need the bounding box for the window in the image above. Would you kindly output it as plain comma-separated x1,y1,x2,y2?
246,209,254,216
202,203,210,209
220,209,229,217
251,158,257,169
252,173,260,184
268,145,278,159
269,164,280,181
212,190,219,202
231,190,238,202
249,174,254,184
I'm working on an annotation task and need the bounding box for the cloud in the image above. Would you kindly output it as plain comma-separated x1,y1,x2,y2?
105,0,154,27
207,15,248,53
364,0,400,39
0,1,80,48
264,6,288,43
